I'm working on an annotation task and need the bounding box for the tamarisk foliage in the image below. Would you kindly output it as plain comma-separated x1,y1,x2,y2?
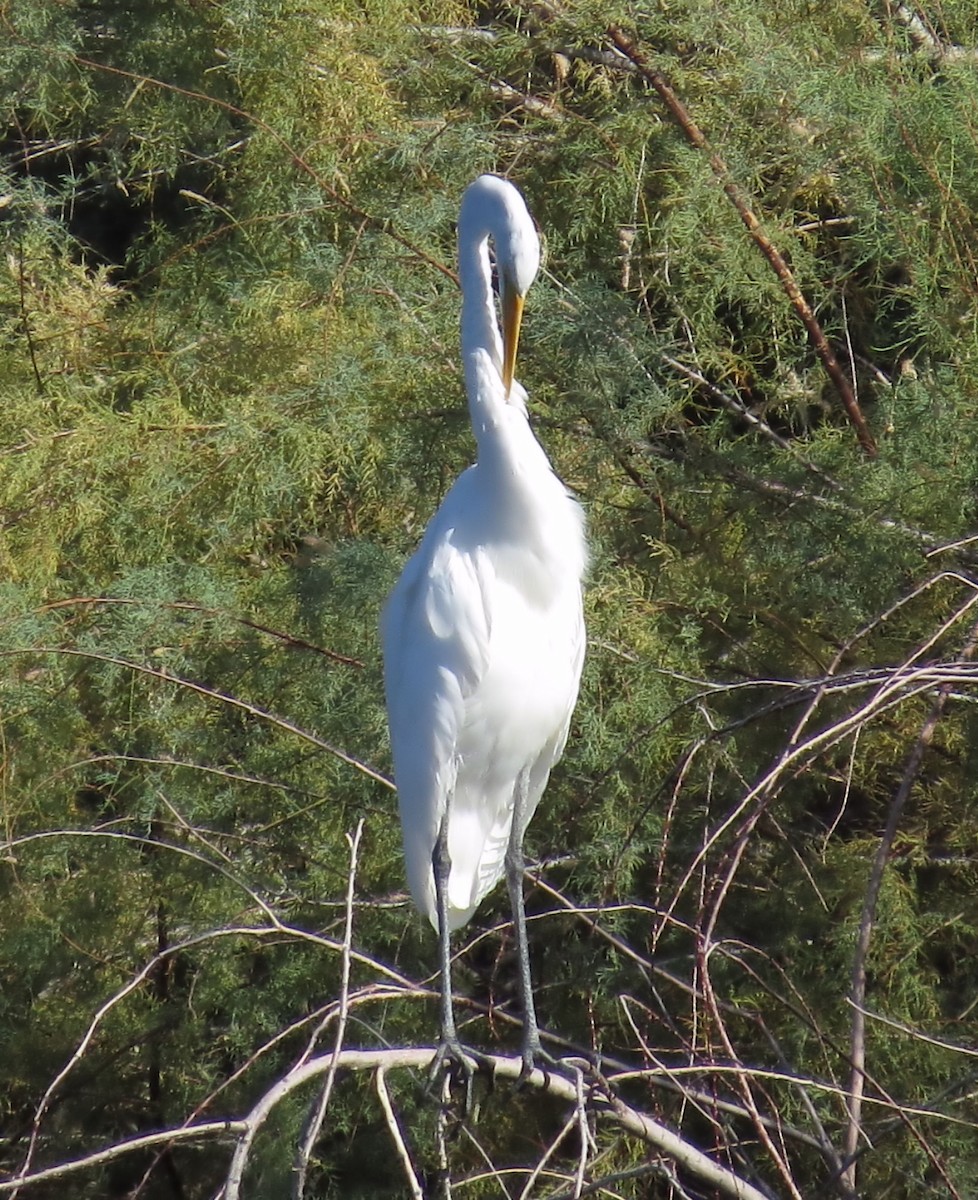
3,1,978,1196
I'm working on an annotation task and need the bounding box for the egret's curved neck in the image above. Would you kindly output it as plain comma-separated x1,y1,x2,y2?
458,226,504,411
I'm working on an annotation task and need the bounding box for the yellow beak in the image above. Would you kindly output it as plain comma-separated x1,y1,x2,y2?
501,283,525,399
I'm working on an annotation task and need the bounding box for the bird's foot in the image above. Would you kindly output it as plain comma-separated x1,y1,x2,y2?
517,1032,563,1088
428,1035,491,1122
517,1034,598,1087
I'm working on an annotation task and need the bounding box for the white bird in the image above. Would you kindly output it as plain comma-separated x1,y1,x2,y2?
381,174,586,1077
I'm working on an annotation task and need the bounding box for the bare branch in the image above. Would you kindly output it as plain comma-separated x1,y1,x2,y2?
292,821,364,1198
34,595,365,666
660,353,841,489
842,615,978,1194
0,1125,246,1194
375,1069,424,1200
698,954,806,1200
855,1004,978,1061
215,1049,773,1200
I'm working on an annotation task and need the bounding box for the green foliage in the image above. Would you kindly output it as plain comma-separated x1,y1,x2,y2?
3,0,978,1196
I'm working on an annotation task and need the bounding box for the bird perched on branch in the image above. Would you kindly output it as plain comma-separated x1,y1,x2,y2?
382,173,586,1081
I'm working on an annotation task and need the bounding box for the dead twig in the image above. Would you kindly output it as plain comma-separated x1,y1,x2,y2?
291,821,364,1198
375,1068,424,1200
0,30,457,286
842,616,978,1194
697,948,807,1200
30,594,364,666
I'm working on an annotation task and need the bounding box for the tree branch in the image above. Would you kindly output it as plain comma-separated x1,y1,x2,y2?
0,1124,246,1194
606,26,878,458
218,1048,773,1200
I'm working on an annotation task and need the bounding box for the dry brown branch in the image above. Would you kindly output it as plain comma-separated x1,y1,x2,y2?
697,583,978,953
5,860,974,1197
698,951,806,1200
532,882,851,1164
0,914,428,1197
0,825,430,1197
606,26,878,458
8,924,253,1198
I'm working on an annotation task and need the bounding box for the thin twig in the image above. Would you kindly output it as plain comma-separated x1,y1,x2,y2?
54,52,458,285
661,353,842,490
698,952,807,1200
842,616,978,1193
698,585,978,955
9,924,287,1196
291,821,364,1198
517,1103,581,1200
0,646,391,788
854,1003,978,1060
16,240,44,396
375,1068,424,1200
32,595,364,666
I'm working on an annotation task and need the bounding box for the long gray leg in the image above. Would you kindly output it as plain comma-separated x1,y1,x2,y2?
505,769,546,1075
430,805,478,1111
432,806,459,1048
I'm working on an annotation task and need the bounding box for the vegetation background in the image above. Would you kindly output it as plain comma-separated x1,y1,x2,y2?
3,0,978,1196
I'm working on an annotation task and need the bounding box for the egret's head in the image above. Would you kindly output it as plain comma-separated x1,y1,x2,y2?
459,174,541,396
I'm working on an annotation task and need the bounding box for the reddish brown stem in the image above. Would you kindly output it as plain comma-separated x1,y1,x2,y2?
607,27,878,459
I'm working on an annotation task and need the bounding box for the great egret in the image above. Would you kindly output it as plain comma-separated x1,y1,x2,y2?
382,174,586,1079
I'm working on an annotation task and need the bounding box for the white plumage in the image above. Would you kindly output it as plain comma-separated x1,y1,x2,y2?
382,174,586,937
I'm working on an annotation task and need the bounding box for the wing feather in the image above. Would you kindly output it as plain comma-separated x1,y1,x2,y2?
382,501,494,926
